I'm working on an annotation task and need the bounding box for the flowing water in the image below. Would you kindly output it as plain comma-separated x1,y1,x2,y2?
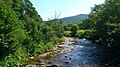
25,37,120,67
50,38,104,67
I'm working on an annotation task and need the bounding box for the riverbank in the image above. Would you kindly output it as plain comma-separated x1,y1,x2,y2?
23,44,62,66
23,37,106,67
23,37,75,67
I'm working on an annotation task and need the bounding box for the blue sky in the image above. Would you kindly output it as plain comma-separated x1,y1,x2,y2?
30,0,105,21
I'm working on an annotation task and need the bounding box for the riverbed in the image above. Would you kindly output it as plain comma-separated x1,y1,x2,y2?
24,37,119,67
50,37,104,67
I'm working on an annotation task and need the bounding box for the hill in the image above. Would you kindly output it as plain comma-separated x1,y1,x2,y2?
59,14,88,23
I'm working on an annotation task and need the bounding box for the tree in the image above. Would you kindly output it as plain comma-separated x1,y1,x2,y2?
0,2,27,66
64,24,70,31
84,0,120,47
70,24,78,37
0,0,65,66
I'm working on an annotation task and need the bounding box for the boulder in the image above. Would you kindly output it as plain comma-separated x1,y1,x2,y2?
46,64,59,67
58,45,64,48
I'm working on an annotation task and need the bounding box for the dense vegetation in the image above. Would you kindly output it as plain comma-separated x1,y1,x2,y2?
1,0,120,66
64,0,120,65
65,0,120,48
63,23,92,39
84,0,120,64
82,0,120,47
0,0,64,66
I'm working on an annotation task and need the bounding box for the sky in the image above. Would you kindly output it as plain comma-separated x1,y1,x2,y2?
30,0,105,21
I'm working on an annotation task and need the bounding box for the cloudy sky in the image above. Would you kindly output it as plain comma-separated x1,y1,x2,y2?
30,0,105,21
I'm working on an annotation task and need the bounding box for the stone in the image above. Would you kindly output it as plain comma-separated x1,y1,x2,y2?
47,61,54,64
26,59,28,61
65,61,69,64
30,56,34,60
25,65,36,67
65,55,68,58
58,45,64,48
37,60,43,63
36,63,45,67
69,57,72,60
46,64,59,67
36,64,45,67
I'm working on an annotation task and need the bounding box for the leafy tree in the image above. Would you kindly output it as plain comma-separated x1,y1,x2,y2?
0,2,27,66
0,0,65,66
70,24,78,37
64,24,70,31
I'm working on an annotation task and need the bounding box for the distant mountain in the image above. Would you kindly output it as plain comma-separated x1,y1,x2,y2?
59,14,88,23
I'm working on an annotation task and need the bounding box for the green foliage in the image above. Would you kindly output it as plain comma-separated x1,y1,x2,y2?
77,30,93,39
0,2,27,66
43,19,64,43
64,31,71,37
87,0,120,47
0,0,64,66
70,24,78,37
64,30,93,39
82,0,120,47
63,24,70,31
81,0,120,64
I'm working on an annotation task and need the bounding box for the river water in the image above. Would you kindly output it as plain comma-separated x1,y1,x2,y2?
51,38,104,67
25,37,120,67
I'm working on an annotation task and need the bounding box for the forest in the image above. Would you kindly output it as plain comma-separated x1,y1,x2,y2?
0,0,120,66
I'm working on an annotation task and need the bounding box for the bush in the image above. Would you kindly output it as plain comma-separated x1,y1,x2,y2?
77,30,93,39
64,31,71,37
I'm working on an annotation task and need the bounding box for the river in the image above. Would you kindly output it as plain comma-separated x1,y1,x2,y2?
50,37,104,67
24,37,120,67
